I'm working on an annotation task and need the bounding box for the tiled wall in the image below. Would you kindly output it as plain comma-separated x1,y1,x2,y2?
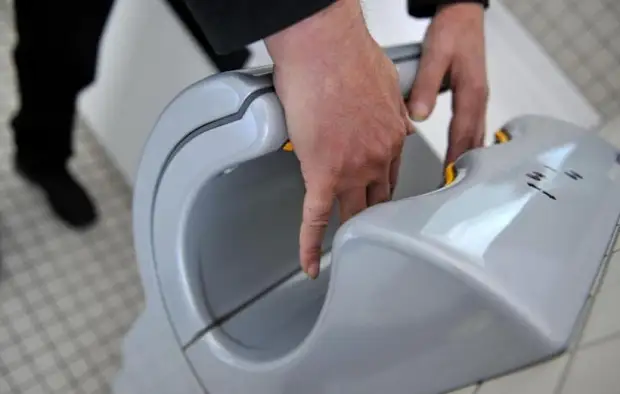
502,0,620,120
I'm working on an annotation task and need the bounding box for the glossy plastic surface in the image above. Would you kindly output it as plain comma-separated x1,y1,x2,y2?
115,42,620,394
182,115,620,394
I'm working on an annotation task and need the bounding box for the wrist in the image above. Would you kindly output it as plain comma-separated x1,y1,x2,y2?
265,0,370,69
436,2,485,16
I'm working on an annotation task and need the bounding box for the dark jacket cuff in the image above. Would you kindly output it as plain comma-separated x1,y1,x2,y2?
408,0,489,18
183,0,336,55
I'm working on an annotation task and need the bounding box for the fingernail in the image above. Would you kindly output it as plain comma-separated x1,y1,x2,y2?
307,264,319,280
410,102,429,122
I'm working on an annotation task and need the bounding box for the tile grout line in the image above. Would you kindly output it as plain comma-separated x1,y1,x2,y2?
587,3,620,117
553,348,578,394
0,360,19,393
0,173,139,393
6,219,90,393
0,294,34,394
504,0,620,119
553,301,592,394
579,330,620,352
4,176,122,393
589,221,620,297
554,328,620,394
0,281,61,393
599,0,620,66
554,217,620,394
553,299,594,394
515,0,602,107
548,2,613,110
4,181,140,392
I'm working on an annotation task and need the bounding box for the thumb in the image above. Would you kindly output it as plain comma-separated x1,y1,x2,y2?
299,182,334,279
408,47,451,122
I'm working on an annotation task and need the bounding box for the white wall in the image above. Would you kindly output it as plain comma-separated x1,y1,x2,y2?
79,0,216,183
79,0,600,185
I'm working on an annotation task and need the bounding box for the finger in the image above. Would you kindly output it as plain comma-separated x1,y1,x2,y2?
400,100,416,136
338,188,368,224
367,181,391,207
408,43,451,121
475,113,487,148
389,155,402,197
445,119,471,166
300,182,335,279
445,80,488,165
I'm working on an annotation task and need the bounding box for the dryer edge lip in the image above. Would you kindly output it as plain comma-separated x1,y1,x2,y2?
158,86,275,184
147,85,275,350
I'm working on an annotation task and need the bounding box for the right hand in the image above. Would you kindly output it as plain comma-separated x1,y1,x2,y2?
266,0,413,279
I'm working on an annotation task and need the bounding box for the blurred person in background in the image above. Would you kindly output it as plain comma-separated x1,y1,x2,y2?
10,0,251,229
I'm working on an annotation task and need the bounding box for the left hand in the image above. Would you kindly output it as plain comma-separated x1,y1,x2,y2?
408,2,488,165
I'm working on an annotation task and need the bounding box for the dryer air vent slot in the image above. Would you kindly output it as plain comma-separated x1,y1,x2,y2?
182,133,443,362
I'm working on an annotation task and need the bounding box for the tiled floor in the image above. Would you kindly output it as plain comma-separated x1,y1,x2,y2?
0,1,618,394
502,0,620,120
472,224,620,394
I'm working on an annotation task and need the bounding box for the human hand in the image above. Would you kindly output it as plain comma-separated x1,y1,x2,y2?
408,3,488,165
265,0,413,279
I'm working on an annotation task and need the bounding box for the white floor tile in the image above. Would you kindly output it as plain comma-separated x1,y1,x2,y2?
580,276,620,346
503,0,620,121
600,115,620,148
590,256,608,296
602,252,620,289
562,337,620,394
477,356,569,394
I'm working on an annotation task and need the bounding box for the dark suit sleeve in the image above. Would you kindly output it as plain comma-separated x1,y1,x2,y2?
183,0,336,55
183,0,488,55
408,0,489,18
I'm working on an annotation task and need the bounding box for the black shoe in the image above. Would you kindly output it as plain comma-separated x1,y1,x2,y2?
16,160,98,229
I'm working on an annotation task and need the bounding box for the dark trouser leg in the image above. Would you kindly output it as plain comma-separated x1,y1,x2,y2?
12,0,114,171
164,0,251,71
11,0,114,228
